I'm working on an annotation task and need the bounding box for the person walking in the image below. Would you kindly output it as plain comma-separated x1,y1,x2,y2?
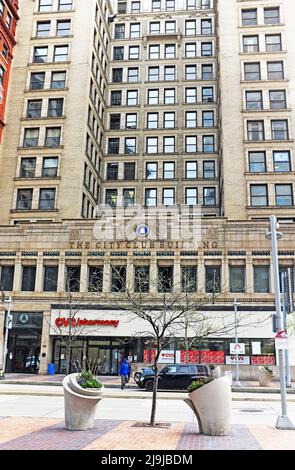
127,360,134,383
119,358,129,390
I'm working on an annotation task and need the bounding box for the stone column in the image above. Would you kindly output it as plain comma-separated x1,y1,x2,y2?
103,258,110,293
0,309,5,369
174,255,181,291
150,254,157,294
222,257,229,293
246,256,254,294
198,254,205,293
126,257,134,292
39,310,52,375
35,256,43,292
13,258,22,292
57,256,65,293
80,256,88,293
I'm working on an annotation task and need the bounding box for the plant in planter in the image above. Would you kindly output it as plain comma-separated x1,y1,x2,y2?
184,376,232,436
258,365,275,387
63,367,105,431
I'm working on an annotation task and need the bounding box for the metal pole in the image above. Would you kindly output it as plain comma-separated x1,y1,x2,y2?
269,215,295,430
281,272,291,388
234,299,241,387
1,297,11,375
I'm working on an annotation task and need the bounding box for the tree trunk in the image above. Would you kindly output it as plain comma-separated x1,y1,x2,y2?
184,320,189,364
150,359,158,426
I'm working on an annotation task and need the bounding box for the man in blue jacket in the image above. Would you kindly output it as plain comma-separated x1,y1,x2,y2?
119,358,129,390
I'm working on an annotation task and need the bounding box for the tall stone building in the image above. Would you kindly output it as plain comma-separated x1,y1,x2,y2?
0,0,294,378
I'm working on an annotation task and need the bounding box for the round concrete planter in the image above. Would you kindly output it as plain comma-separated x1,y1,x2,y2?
63,373,104,431
211,365,221,379
184,376,232,436
258,366,275,387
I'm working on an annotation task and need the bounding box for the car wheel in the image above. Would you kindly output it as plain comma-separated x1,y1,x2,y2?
145,380,154,392
134,372,141,382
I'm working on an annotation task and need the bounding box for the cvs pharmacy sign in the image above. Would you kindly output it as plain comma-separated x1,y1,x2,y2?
159,350,175,364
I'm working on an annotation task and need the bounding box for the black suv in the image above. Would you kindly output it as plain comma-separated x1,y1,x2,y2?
136,363,211,391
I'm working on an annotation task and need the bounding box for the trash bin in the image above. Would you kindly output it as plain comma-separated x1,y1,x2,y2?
47,363,56,375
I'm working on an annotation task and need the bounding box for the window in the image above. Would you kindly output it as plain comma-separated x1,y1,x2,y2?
125,137,136,154
187,0,196,10
17,189,33,210
149,22,160,34
182,266,197,292
129,46,139,60
112,68,123,83
66,266,80,292
185,20,196,36
152,0,161,11
158,266,173,292
0,65,4,88
243,35,259,53
127,90,138,106
21,266,36,291
128,68,139,82
166,0,175,11
202,87,213,102
147,113,158,129
125,113,137,129
201,19,212,35
265,34,281,52
242,9,257,26
185,65,196,80
108,138,120,154
165,44,176,58
124,162,136,180
107,163,118,180
54,45,68,62
51,71,66,89
36,21,51,37
105,189,117,207
203,111,214,127
202,64,213,80
134,266,150,293
246,91,263,110
267,61,284,79
43,266,58,291
0,266,14,291
111,90,122,106
145,188,157,206
23,128,39,147
247,121,264,141
123,189,135,207
164,88,175,104
163,136,175,153
149,45,160,59
146,137,158,154
244,62,261,81
250,184,268,206
115,24,125,39
48,98,64,117
186,111,197,128
249,152,266,172
59,0,72,10
33,47,48,63
165,21,176,33
264,7,280,24
118,1,127,13
148,89,159,105
88,266,103,292
130,23,140,38
163,162,175,179
202,135,214,152
164,66,175,80
273,151,291,172
185,161,197,179
39,188,55,210
203,161,215,178
206,266,220,293
45,127,61,147
27,100,42,118
185,88,197,103
185,136,197,152
131,2,140,13
20,158,36,178
254,266,269,293
185,43,197,58
163,188,175,205
42,157,58,177
269,90,286,109
146,163,157,179
148,67,159,81
39,0,52,12
113,46,124,61
275,184,293,206
271,120,288,140
110,114,121,130
201,42,212,56
230,266,245,293
185,188,198,205
57,20,71,36
203,187,216,205
164,112,175,128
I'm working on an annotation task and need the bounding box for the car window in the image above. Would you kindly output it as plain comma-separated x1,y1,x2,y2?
179,365,190,374
163,366,177,374
190,365,197,373
197,365,208,374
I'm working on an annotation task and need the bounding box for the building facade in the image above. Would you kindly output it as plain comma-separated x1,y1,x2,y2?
0,0,294,376
0,0,19,142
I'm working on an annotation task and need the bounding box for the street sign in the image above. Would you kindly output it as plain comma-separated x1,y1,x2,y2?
7,313,13,329
230,343,245,355
275,330,288,350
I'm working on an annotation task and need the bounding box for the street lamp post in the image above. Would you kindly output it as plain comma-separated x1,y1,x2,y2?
233,299,241,387
265,215,295,430
1,296,12,378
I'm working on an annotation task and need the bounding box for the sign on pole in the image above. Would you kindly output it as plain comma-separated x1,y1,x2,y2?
230,343,245,355
275,330,288,350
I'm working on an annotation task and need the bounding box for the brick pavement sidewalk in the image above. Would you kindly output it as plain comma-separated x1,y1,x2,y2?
0,417,294,450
